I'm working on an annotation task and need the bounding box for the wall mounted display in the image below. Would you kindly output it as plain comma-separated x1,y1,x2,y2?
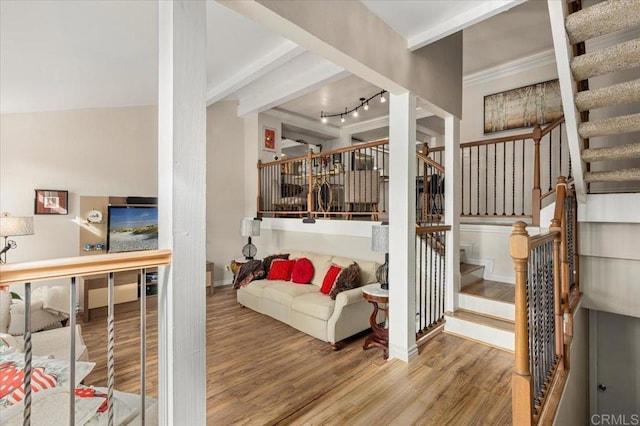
484,79,562,134
263,127,276,152
34,189,68,215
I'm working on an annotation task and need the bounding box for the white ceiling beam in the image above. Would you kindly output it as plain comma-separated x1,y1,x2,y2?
264,108,341,138
416,124,441,138
206,41,304,106
408,0,527,51
237,61,348,117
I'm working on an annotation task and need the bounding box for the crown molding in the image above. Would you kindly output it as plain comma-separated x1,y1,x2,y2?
463,49,556,86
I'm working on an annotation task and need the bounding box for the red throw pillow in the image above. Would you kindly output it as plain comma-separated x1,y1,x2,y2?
267,259,296,281
320,264,343,295
291,257,314,284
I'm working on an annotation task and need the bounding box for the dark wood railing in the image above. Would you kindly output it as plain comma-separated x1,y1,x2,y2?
415,225,450,339
510,176,580,424
258,139,388,220
461,117,567,225
416,144,445,226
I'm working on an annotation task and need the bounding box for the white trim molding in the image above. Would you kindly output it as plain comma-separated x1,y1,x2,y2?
464,49,556,86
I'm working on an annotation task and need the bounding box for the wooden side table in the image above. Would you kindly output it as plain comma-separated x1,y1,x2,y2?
362,283,389,359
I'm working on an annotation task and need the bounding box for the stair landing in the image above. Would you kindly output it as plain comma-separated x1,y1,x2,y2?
460,279,515,304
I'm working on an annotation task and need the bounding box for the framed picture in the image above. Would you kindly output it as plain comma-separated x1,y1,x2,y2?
483,79,562,134
263,127,276,152
34,189,68,215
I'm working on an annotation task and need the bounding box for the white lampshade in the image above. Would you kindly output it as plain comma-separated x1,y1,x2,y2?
371,223,389,253
0,216,35,237
241,218,261,237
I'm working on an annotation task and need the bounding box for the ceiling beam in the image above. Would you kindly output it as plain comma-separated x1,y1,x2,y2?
408,0,527,51
236,59,348,117
206,41,304,106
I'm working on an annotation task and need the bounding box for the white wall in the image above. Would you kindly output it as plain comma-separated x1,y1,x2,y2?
0,106,158,265
206,101,247,285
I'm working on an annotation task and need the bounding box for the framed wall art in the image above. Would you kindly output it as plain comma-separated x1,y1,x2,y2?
484,79,563,134
263,127,276,152
34,189,68,215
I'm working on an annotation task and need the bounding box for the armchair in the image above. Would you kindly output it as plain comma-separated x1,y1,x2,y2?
344,170,380,221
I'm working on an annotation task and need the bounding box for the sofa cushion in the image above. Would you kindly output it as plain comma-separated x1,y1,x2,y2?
291,293,336,321
262,254,289,275
332,256,378,285
329,263,361,300
262,282,318,307
320,264,343,295
304,253,333,287
240,279,272,299
0,291,10,334
267,259,295,281
291,257,314,284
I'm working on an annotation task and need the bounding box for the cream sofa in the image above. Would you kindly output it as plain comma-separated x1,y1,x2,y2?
237,250,381,348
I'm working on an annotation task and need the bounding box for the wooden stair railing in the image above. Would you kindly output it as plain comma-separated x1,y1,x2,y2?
510,176,579,424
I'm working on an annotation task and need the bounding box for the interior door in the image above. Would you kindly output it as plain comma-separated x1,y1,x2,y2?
591,310,640,422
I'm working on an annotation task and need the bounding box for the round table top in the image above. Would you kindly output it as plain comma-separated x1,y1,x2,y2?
362,283,389,302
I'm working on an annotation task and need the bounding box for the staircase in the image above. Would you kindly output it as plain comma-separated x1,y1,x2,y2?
443,253,515,351
550,0,640,194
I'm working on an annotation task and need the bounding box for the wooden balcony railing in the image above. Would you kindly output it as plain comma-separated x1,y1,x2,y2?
0,250,171,425
415,225,450,339
510,176,580,425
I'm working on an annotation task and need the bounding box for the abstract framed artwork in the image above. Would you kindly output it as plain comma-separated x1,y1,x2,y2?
263,127,276,152
34,189,68,215
484,79,563,134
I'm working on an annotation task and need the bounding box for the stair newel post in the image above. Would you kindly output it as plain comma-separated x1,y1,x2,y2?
307,147,314,218
510,221,533,426
257,160,263,215
532,123,542,226
550,177,569,309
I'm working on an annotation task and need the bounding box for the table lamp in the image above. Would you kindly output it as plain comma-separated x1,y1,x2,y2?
240,218,261,260
0,214,35,263
371,222,389,290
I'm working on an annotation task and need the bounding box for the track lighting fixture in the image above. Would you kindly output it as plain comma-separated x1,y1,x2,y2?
319,90,387,124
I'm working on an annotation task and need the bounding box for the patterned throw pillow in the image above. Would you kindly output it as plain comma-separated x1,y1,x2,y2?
267,259,296,281
291,257,314,284
261,254,290,275
329,262,361,300
320,265,343,295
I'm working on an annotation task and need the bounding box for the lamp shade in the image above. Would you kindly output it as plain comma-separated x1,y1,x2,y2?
241,218,261,237
371,223,389,253
0,216,34,237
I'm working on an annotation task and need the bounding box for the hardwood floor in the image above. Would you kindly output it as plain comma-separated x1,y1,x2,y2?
460,279,515,304
81,286,513,425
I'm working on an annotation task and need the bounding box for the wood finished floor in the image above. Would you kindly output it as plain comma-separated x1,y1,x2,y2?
460,280,515,304
81,286,513,425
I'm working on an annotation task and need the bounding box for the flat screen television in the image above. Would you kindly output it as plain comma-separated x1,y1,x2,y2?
107,205,158,253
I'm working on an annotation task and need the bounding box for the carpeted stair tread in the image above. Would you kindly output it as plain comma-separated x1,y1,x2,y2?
584,168,640,182
578,113,640,138
582,143,640,162
571,38,640,81
575,79,640,112
565,0,640,44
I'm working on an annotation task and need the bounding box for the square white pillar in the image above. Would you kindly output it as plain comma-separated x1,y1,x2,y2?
444,116,461,312
158,1,207,423
388,92,418,362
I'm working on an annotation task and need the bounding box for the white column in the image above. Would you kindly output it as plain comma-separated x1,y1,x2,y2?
388,92,418,363
244,113,260,216
444,116,461,313
158,1,206,424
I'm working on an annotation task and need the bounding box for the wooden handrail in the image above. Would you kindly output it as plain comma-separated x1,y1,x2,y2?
416,153,445,172
540,116,566,137
461,117,565,149
0,250,172,286
415,225,451,234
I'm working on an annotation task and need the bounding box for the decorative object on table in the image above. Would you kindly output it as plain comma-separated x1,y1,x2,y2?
240,217,261,260
484,78,562,134
0,214,35,263
263,127,276,152
34,189,68,215
371,222,389,290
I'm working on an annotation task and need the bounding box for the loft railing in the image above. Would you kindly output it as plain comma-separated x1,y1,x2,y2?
416,144,445,226
415,225,450,339
510,176,580,425
461,116,567,225
0,250,171,425
258,139,388,220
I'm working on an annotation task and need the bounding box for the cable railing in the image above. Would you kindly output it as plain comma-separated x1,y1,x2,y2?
510,176,579,425
258,139,388,220
0,250,171,425
415,225,450,339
